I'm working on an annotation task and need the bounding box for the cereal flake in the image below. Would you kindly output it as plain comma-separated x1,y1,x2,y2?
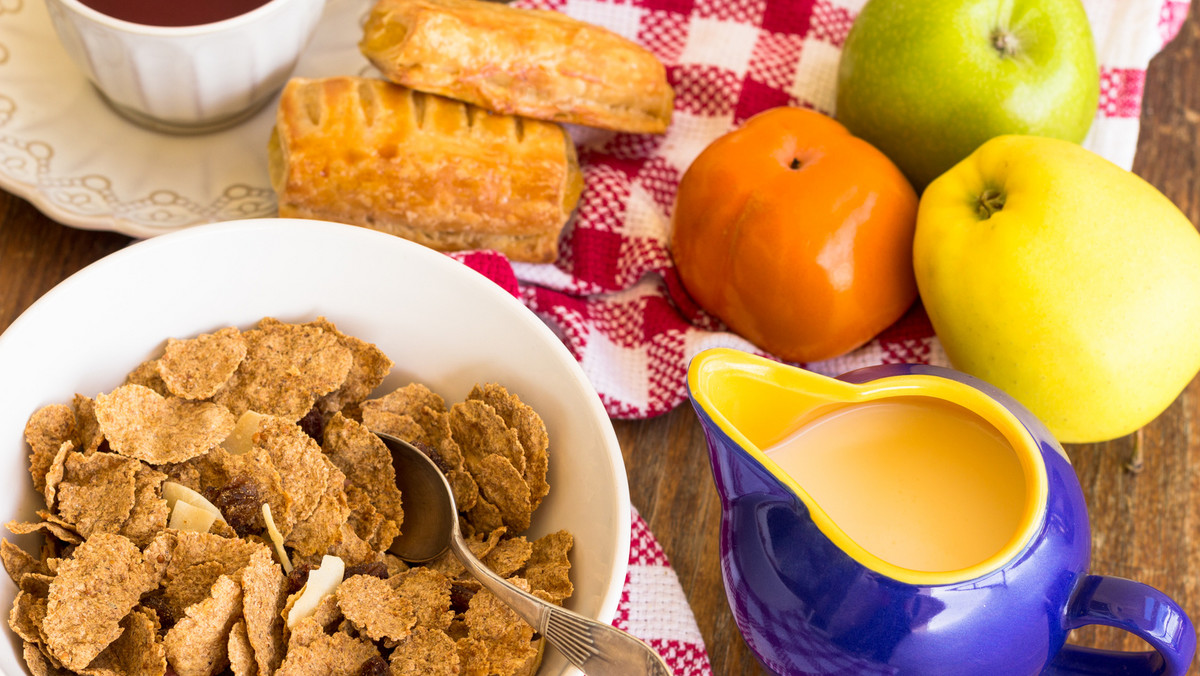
388,627,461,675
54,451,140,539
459,582,538,676
227,619,256,676
25,404,75,495
468,384,550,509
157,326,247,400
524,530,575,604
298,318,393,415
323,413,404,549
211,319,353,421
449,399,526,477
163,574,243,676
42,533,157,671
241,546,288,676
95,384,235,464
83,606,167,676
337,573,417,644
119,465,170,547
276,615,381,676
473,454,532,533
2,538,49,585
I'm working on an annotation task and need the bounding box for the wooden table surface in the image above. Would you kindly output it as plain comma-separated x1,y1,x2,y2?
4,10,1200,676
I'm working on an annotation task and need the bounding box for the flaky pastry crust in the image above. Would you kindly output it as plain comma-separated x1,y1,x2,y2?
269,76,584,263
359,0,674,134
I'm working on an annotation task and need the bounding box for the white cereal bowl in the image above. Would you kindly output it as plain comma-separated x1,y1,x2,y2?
44,0,325,134
0,218,631,676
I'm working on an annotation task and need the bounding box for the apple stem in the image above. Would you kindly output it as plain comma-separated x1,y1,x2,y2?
977,189,1006,218
1125,428,1145,473
990,29,1019,58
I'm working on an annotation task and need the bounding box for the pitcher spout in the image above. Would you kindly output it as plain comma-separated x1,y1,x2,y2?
686,347,1049,587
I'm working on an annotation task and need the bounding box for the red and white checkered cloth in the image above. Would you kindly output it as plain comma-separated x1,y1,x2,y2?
457,1,1187,673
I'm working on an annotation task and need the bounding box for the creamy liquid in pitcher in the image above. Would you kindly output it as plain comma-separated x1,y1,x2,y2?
764,397,1028,572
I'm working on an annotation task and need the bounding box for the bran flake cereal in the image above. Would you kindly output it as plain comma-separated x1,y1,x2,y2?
54,451,140,540
336,573,418,644
481,536,533,579
362,384,465,469
2,538,47,584
389,626,461,674
450,399,527,477
123,360,169,397
70,395,105,455
469,384,551,510
211,321,353,420
157,326,247,400
227,619,256,676
95,385,236,464
393,567,455,632
21,641,59,676
277,615,381,676
297,318,394,416
6,519,82,546
240,545,288,675
42,533,157,671
524,531,576,605
323,413,405,550
474,454,533,533
5,317,574,676
40,442,71,514
9,589,47,645
121,466,170,547
84,607,166,676
460,580,540,675
23,404,75,495
163,574,243,676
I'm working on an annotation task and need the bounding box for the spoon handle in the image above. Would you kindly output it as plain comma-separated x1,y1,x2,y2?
452,528,673,675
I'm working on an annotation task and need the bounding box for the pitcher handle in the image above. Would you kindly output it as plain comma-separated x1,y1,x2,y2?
1043,575,1196,676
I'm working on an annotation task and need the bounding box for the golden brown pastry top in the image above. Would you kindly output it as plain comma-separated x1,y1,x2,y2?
269,76,583,263
360,0,674,134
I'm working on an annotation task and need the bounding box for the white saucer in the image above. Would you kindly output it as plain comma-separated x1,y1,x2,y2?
0,0,375,238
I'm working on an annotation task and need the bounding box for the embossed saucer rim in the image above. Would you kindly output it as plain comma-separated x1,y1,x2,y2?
0,0,372,239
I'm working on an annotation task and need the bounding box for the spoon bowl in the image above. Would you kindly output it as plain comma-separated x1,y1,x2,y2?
379,432,672,676
384,435,456,563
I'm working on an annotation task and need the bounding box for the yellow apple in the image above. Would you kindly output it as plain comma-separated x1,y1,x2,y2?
914,135,1200,443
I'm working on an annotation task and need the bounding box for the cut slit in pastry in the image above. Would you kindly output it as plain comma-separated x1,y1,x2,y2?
268,76,584,263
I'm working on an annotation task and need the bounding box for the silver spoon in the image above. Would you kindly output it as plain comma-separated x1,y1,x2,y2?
378,432,673,676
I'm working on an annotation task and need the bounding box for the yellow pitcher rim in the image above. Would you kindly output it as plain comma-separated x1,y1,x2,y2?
688,347,1049,587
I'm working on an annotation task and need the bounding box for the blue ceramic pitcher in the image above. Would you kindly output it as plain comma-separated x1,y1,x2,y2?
687,348,1196,676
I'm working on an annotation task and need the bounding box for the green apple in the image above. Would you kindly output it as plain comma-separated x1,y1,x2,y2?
836,0,1099,191
914,135,1200,443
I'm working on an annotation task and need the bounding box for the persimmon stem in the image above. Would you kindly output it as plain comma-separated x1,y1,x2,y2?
789,158,802,170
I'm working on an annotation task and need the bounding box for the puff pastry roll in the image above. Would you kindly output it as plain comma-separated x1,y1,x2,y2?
269,76,584,263
359,0,674,134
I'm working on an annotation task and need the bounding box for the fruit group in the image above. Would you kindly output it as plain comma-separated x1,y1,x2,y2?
835,0,1099,190
914,135,1200,443
671,107,918,363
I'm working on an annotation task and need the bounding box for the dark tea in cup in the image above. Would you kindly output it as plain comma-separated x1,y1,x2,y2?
78,0,272,26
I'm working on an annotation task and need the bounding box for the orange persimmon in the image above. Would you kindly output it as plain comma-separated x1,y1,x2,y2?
670,107,919,363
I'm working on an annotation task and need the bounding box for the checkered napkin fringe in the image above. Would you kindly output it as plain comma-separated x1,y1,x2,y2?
457,0,1191,421
456,2,1185,673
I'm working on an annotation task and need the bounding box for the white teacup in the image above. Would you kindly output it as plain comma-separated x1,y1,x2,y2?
44,0,326,134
